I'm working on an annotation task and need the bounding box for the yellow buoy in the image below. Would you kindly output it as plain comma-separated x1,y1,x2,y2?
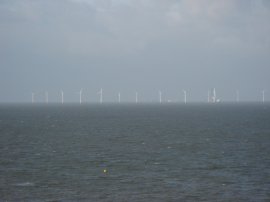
103,169,107,173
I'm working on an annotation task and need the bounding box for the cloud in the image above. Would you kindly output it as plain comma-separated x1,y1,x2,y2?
0,0,269,64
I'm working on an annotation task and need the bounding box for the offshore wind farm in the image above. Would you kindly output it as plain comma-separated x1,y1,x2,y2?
27,88,267,104
1,1,270,201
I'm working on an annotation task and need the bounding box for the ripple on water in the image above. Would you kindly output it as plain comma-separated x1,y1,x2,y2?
14,182,35,187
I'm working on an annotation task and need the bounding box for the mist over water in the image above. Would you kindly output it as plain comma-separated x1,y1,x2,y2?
0,103,270,201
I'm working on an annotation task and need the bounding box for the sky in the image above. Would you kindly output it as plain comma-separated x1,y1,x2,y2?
0,0,270,103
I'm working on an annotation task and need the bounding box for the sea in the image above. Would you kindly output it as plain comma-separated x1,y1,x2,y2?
0,103,269,201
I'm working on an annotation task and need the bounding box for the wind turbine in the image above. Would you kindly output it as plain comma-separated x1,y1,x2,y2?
61,90,64,104
45,91,48,104
159,91,162,103
183,90,187,104
135,92,138,103
98,88,103,104
79,89,83,104
213,88,217,103
262,90,265,103
118,92,121,103
31,92,35,103
236,90,239,103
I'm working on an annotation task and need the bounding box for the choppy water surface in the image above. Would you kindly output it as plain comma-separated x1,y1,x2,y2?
0,103,270,201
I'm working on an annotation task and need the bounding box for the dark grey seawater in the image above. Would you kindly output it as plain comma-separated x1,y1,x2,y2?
0,103,270,201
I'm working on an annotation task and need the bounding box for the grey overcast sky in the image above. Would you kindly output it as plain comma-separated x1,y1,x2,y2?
0,0,269,102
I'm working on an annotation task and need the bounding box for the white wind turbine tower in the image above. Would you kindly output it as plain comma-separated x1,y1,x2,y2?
135,92,138,103
118,92,121,103
213,88,216,103
183,90,187,104
98,88,103,104
31,92,35,103
262,90,266,103
61,90,64,104
45,91,49,104
236,90,239,103
159,91,162,103
79,89,83,104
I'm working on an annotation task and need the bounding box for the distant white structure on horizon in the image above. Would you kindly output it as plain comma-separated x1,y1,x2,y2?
98,88,103,104
45,91,48,104
262,90,266,103
79,89,83,104
236,90,239,103
159,91,162,103
209,88,220,103
183,90,187,104
31,92,35,103
61,90,64,104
